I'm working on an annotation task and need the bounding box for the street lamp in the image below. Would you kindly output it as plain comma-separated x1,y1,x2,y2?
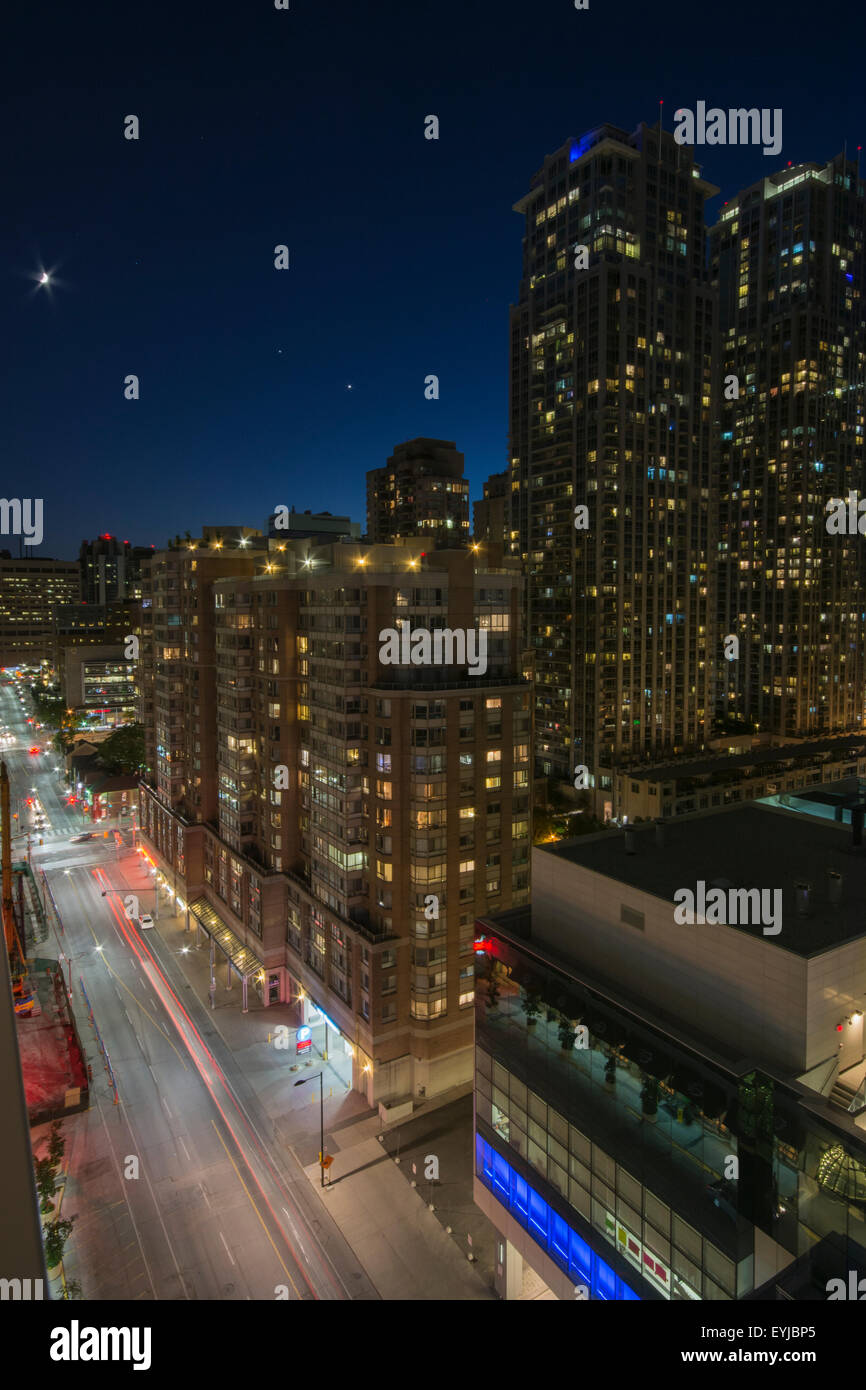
294,1073,328,1187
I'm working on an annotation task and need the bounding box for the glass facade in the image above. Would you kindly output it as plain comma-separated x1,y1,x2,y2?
475,924,866,1300
476,1135,639,1299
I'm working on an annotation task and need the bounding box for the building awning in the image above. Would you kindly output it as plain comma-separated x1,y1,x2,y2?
188,898,264,979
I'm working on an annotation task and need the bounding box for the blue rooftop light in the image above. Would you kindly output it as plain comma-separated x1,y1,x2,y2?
569,134,595,163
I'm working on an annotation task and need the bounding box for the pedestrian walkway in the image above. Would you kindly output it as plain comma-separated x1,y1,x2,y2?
300,1139,494,1300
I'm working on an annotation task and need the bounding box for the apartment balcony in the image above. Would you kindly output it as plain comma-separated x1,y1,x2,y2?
218,714,255,734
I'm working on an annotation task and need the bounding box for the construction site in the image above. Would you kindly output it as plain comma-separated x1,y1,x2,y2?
2,760,90,1125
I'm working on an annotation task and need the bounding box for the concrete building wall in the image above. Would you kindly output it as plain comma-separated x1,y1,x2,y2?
530,847,819,1072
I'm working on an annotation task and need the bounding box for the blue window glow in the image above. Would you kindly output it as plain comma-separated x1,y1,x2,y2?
793,242,803,253
551,1211,569,1266
722,431,733,441
475,1135,640,1300
846,273,854,282
529,1188,548,1242
595,1259,618,1301
494,1150,510,1201
511,1169,529,1223
570,1228,592,1284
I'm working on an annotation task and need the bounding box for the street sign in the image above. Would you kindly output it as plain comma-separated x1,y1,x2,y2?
296,1025,312,1054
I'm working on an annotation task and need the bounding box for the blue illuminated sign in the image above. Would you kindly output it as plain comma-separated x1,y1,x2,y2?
475,1135,640,1300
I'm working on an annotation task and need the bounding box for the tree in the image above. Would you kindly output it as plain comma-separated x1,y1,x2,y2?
43,1216,76,1270
48,1120,65,1168
35,1157,57,1214
95,723,145,775
532,811,556,844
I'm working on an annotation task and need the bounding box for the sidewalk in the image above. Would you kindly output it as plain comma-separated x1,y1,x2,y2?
130,856,495,1300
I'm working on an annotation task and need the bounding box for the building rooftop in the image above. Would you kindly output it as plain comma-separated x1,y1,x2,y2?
623,733,866,784
546,802,866,957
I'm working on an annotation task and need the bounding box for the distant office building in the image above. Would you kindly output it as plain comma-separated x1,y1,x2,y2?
52,599,136,672
475,803,866,1300
79,535,151,604
139,534,530,1101
367,439,470,544
60,645,137,729
711,154,866,739
267,508,361,541
0,557,79,667
508,123,718,790
473,472,509,544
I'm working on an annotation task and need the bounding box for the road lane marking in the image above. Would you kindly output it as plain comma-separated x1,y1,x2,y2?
211,1120,302,1299
219,1230,236,1265
178,1135,191,1163
282,1206,310,1262
94,956,189,1071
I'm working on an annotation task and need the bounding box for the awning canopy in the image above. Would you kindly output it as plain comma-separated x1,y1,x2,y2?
188,897,264,979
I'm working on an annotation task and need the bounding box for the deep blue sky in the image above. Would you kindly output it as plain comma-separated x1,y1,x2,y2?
4,0,863,555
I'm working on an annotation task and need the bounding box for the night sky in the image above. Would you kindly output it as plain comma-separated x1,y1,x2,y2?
4,0,863,556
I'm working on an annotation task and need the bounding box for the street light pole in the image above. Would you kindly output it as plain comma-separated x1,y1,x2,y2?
294,1072,326,1186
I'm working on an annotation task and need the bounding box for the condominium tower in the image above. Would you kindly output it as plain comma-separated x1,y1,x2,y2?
711,154,866,736
367,439,470,544
508,122,719,799
138,532,530,1102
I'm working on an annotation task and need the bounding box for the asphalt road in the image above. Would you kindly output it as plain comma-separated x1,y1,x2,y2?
1,680,376,1301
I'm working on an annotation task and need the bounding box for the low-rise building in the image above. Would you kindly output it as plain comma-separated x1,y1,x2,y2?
610,735,866,824
474,801,866,1300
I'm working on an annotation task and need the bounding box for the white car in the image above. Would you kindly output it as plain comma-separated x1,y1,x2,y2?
138,914,154,929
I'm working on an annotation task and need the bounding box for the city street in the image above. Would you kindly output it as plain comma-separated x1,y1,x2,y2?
2,681,377,1301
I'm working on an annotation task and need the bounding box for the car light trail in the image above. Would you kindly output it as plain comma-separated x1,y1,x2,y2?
91,866,345,1300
